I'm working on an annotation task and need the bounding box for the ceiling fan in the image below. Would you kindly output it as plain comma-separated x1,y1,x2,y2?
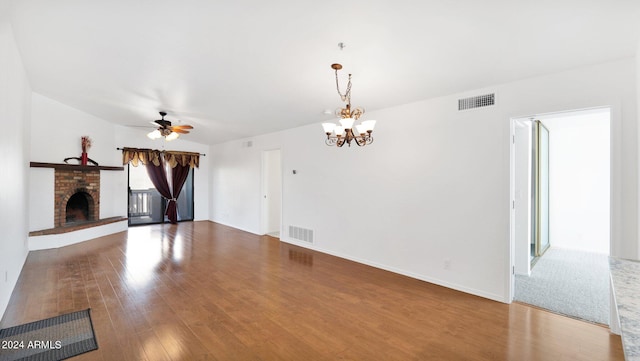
147,111,194,141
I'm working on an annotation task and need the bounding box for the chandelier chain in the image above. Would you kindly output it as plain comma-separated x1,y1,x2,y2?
335,69,352,104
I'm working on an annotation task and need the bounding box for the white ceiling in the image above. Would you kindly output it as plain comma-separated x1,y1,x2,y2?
10,0,640,145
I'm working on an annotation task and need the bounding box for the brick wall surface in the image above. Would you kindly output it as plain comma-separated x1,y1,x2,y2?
54,169,100,227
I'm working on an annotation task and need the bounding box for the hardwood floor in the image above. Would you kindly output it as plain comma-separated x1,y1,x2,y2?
1,221,623,360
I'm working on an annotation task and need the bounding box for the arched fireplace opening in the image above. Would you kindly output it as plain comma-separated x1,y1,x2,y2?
65,191,95,224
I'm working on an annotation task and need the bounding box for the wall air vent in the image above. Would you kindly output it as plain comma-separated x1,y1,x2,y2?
458,93,495,111
288,226,314,243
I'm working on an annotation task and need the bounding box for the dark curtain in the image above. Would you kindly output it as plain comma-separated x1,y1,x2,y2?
144,157,175,223
167,164,191,224
123,148,199,225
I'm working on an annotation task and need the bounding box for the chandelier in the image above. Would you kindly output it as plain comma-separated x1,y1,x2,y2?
322,63,376,147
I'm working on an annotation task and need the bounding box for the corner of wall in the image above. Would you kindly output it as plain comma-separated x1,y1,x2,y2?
0,11,33,325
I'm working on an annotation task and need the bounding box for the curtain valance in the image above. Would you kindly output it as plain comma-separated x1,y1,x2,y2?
121,147,200,168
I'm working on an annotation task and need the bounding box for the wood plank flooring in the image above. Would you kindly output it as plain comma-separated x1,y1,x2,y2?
1,221,623,360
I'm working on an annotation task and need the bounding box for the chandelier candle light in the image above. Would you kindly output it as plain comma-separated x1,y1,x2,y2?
322,63,376,147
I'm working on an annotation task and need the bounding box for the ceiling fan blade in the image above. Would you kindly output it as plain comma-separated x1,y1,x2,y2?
153,119,172,127
171,125,193,130
170,128,190,134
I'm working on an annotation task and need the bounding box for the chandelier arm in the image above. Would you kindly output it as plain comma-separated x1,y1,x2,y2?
347,133,372,147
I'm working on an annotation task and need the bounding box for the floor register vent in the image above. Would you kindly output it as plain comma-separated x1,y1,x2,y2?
288,226,314,243
458,93,495,111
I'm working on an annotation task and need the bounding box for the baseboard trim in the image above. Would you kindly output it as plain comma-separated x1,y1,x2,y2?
280,237,506,304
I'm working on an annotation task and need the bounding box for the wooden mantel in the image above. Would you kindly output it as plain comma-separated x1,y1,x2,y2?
30,162,124,171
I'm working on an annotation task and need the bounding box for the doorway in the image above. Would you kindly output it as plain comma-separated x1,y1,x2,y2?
128,163,194,225
261,149,282,237
510,107,611,324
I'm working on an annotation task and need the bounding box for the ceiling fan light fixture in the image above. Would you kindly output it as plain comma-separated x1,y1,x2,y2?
165,131,180,141
147,129,162,139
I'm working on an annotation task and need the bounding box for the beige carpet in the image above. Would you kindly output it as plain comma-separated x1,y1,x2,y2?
514,248,609,325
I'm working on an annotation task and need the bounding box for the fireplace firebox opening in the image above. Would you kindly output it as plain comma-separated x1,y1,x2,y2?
65,191,95,224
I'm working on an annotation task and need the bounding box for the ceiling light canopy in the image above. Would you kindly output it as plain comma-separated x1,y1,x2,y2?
322,63,375,147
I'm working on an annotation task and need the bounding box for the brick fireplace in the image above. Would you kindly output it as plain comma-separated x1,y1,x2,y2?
55,168,100,227
28,162,127,245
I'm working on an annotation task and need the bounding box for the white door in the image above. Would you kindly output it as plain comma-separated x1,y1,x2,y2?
261,149,282,236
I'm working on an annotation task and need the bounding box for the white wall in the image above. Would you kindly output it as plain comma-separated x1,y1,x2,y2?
544,109,610,253
513,119,532,275
210,58,638,303
210,135,283,233
0,9,31,323
30,94,121,166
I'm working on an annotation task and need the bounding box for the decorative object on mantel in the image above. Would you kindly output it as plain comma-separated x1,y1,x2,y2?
30,162,123,171
81,136,91,164
322,47,376,147
63,136,99,166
